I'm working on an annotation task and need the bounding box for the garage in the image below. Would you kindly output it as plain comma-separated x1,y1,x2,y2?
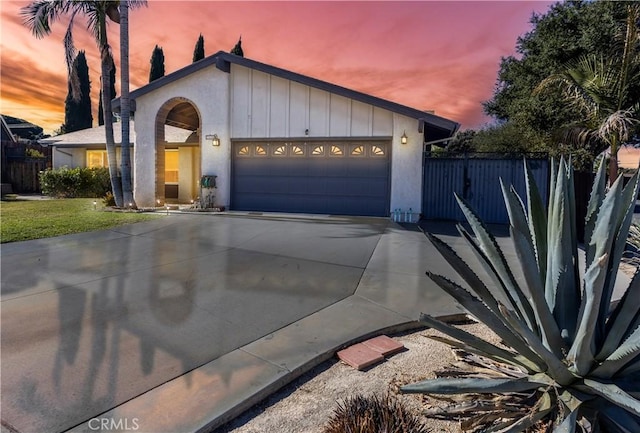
121,51,460,210
231,140,390,216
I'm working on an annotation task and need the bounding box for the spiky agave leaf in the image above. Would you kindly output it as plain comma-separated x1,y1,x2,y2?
598,171,640,330
402,377,547,395
424,272,547,371
403,156,640,431
585,156,608,262
455,194,538,332
545,158,581,345
599,271,640,359
418,313,540,373
501,180,566,356
524,160,548,277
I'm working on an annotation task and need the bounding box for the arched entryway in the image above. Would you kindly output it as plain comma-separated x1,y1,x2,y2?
155,98,202,204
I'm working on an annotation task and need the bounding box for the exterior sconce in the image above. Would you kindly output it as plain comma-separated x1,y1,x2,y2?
401,131,408,145
206,134,220,147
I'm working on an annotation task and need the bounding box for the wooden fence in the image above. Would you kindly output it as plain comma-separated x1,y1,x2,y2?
1,141,52,193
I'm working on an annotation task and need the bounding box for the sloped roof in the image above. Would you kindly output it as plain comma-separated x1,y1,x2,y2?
617,144,640,170
113,51,460,139
39,121,193,148
1,115,17,143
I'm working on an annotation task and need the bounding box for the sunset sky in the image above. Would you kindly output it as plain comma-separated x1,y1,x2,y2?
0,1,555,135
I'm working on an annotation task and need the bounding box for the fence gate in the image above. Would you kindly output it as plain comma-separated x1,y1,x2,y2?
422,154,549,224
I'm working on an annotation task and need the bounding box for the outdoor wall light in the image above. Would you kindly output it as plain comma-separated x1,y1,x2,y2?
206,134,220,147
401,131,408,145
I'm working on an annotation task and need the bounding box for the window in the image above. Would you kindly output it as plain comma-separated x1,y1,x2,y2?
274,145,286,156
165,149,179,183
330,145,343,156
255,145,267,156
238,146,250,156
371,145,385,156
86,150,108,168
312,145,325,156
351,145,364,156
291,145,304,156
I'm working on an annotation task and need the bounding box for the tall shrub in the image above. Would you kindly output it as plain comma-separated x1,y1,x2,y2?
40,167,111,198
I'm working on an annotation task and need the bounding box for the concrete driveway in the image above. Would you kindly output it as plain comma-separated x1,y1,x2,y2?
2,213,468,433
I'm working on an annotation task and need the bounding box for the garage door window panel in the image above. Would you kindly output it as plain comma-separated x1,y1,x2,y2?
330,145,344,156
371,145,385,156
291,145,305,156
272,144,287,156
311,145,325,156
350,144,365,156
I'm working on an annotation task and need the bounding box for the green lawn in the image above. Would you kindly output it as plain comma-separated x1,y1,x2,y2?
0,198,161,243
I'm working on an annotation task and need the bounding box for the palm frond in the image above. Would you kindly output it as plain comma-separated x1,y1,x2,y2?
20,0,69,39
598,110,640,145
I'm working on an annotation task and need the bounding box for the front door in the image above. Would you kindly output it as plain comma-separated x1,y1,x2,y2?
165,149,179,201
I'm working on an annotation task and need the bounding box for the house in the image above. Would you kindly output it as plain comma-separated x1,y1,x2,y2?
616,144,640,171
112,51,459,216
40,121,193,187
1,115,17,144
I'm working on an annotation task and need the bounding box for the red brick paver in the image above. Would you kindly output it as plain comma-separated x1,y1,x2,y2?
337,343,385,370
362,335,405,356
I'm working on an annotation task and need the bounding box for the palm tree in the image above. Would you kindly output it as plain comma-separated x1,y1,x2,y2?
119,0,135,208
21,0,145,207
537,5,640,181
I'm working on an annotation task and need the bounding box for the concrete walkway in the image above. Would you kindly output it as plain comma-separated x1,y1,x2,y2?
0,214,547,433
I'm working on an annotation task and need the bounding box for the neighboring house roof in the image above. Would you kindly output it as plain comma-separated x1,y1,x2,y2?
616,144,640,170
1,115,17,143
39,121,193,148
112,51,460,141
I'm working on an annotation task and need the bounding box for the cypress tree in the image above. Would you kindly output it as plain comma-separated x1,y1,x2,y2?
98,57,116,126
149,45,165,82
193,34,205,62
230,36,243,57
63,51,92,132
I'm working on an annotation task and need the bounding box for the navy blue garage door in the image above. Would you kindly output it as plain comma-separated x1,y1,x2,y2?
231,141,390,216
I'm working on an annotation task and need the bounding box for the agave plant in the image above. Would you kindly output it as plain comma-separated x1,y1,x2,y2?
401,157,640,432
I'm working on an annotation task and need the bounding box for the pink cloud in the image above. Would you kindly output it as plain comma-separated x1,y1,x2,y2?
1,0,553,134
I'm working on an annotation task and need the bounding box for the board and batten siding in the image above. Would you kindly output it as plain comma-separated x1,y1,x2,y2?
230,65,394,138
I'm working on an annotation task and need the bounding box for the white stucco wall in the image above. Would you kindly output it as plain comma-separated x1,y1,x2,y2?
133,66,230,207
52,147,82,169
390,114,423,219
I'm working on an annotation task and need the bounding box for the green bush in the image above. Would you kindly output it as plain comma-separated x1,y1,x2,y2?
40,167,112,198
26,148,45,159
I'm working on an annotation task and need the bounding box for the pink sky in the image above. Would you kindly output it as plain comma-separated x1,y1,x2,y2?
0,1,555,135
